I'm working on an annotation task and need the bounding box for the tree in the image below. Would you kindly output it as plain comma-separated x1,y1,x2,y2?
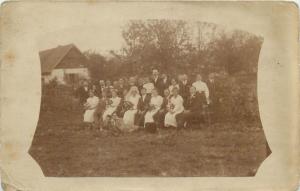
121,19,194,75
84,50,106,82
205,29,263,75
85,20,264,81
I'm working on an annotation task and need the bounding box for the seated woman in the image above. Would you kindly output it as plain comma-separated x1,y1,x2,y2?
102,89,121,125
164,87,184,128
153,88,171,128
83,91,99,128
144,88,163,127
122,86,141,131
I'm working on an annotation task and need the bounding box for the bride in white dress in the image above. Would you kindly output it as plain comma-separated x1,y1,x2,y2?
123,86,140,128
164,87,184,127
144,88,163,126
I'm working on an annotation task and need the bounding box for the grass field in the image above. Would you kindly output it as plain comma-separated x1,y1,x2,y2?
29,90,270,177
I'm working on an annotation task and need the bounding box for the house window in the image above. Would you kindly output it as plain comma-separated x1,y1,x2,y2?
65,73,79,84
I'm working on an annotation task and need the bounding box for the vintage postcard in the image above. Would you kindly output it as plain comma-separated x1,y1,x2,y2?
0,1,299,191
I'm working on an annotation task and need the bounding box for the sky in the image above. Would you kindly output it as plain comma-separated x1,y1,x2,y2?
38,21,126,55
34,1,269,56
0,1,299,190
37,20,229,56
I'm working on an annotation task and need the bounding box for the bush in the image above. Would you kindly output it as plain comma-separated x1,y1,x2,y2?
214,74,260,124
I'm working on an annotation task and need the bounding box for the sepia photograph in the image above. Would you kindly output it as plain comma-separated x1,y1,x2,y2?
27,19,271,177
1,1,299,191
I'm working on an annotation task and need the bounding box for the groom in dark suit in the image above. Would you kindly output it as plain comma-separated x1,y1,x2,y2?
179,74,190,106
151,69,164,96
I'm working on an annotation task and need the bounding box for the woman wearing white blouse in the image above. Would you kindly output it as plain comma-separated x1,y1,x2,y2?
102,89,121,122
83,91,99,124
144,88,163,125
164,87,184,127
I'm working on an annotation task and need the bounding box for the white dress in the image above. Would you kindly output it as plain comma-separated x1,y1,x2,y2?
102,96,121,120
144,95,163,125
83,96,99,123
123,95,140,126
164,95,184,127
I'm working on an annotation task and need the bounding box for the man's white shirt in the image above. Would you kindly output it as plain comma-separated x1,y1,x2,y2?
192,80,209,102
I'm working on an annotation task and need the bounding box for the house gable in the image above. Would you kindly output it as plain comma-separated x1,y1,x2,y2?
55,47,88,69
39,44,88,75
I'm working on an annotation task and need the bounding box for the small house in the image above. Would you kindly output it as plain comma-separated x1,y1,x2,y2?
39,44,89,84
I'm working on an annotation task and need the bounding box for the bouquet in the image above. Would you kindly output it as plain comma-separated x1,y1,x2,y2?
167,103,175,112
123,101,134,110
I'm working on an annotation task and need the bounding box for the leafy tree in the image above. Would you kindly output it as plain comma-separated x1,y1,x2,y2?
122,19,194,75
85,20,263,81
84,50,106,82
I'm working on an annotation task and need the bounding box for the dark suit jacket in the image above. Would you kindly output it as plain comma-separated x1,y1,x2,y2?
179,81,190,100
93,85,102,98
151,77,164,95
161,78,170,92
76,86,89,104
137,94,151,111
161,96,170,110
185,92,206,113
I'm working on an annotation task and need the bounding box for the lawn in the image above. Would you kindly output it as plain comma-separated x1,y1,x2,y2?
29,90,270,177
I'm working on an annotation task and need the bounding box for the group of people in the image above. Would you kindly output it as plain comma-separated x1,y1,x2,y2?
76,69,217,132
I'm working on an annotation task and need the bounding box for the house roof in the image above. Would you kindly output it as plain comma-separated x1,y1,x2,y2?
39,44,79,74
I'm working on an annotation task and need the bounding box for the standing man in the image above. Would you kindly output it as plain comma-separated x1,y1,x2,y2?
206,73,217,105
206,73,219,122
161,73,170,93
76,80,90,105
118,78,127,92
192,74,210,104
179,74,190,106
97,80,108,98
151,69,164,96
